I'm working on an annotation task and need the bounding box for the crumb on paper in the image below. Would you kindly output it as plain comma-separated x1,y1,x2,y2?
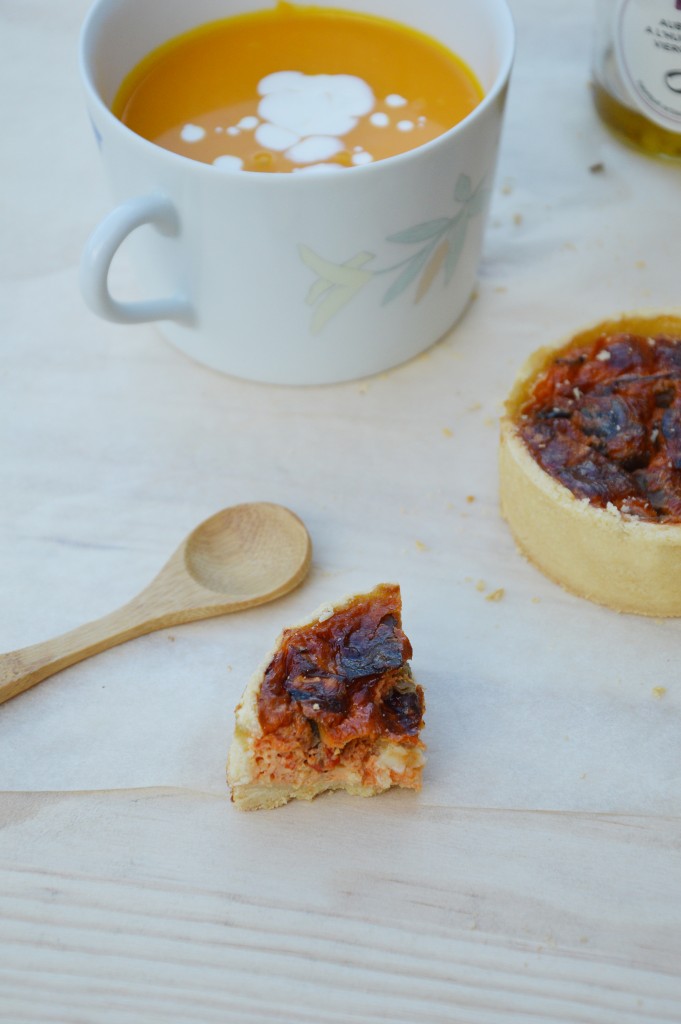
414,539,428,552
442,427,454,438
513,213,523,226
485,588,505,602
635,259,646,269
168,635,176,642
501,179,513,195
589,162,605,174
531,597,541,604
466,495,476,504
484,416,496,428
467,401,482,413
494,285,508,294
652,686,667,699
227,665,233,672
475,580,487,593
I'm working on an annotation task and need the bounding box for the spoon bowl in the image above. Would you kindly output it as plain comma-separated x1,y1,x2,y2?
184,502,310,599
0,502,312,705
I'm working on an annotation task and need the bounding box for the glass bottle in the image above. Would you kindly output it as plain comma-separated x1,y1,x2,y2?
592,0,681,158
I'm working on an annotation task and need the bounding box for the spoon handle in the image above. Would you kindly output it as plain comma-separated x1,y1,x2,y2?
0,598,176,705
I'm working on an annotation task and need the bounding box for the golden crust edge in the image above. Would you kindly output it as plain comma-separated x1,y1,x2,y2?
499,311,681,617
226,585,425,809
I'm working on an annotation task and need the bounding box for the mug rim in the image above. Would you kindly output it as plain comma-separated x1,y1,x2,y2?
79,0,515,185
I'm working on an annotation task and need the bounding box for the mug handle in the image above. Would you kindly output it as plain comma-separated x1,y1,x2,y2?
80,193,193,324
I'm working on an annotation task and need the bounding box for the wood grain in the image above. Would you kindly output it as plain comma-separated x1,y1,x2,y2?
3,2,681,1021
1,789,680,1023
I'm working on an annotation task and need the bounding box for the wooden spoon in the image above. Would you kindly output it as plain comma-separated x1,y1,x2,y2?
0,502,312,705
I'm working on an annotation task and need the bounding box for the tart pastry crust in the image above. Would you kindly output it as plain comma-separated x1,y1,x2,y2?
227,584,425,810
500,312,681,616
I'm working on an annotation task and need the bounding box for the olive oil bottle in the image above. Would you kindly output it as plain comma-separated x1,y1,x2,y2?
592,0,681,159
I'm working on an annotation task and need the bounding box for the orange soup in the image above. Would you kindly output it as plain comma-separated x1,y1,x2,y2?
112,3,483,173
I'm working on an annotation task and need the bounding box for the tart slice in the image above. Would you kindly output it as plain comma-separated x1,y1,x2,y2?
500,312,681,616
227,583,425,810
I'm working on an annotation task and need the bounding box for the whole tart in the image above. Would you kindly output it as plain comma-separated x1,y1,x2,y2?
227,583,425,810
500,312,681,616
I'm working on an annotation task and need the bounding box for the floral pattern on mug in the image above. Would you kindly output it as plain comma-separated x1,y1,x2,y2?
300,173,488,334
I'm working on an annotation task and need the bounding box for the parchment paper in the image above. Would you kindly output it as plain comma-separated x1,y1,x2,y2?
1,0,679,816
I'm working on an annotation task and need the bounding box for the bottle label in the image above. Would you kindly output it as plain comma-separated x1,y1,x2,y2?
616,0,681,130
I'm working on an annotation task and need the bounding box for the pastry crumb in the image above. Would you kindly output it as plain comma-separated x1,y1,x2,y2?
475,580,487,592
442,427,454,438
485,588,505,602
589,162,605,174
467,401,482,413
513,212,523,226
466,495,476,503
652,686,667,699
414,539,428,552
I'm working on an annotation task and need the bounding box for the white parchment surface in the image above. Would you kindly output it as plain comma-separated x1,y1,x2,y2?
1,0,679,817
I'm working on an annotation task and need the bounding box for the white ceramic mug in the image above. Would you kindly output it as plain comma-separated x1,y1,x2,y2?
79,0,514,385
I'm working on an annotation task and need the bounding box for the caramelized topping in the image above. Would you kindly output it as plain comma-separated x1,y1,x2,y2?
257,583,424,747
519,333,681,522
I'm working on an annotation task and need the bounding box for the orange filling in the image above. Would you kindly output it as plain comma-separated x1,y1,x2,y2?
112,5,482,173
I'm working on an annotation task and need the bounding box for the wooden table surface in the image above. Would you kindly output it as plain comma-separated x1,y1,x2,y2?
2,1,680,1021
